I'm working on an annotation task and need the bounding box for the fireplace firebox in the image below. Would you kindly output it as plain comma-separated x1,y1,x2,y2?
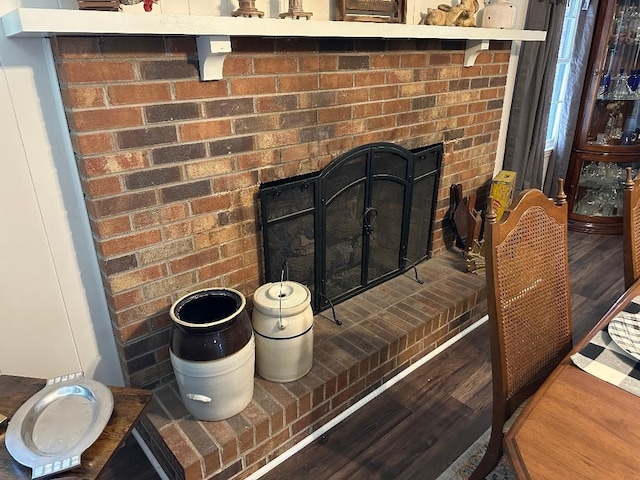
259,142,442,313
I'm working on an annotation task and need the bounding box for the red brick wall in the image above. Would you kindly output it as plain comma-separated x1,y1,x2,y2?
51,35,509,388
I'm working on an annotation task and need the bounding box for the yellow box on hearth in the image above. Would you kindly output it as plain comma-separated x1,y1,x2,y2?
490,170,516,221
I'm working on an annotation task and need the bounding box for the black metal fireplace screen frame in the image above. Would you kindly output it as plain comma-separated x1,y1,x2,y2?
258,142,442,314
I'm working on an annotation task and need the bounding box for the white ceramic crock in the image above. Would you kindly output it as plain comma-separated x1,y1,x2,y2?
169,288,255,421
482,0,517,29
170,336,255,421
252,281,314,383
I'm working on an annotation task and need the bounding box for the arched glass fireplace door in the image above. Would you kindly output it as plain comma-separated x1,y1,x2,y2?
259,142,442,314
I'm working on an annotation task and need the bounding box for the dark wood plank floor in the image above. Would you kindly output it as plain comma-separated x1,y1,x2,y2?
102,231,624,480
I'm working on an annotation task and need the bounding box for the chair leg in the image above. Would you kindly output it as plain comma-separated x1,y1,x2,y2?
468,428,503,480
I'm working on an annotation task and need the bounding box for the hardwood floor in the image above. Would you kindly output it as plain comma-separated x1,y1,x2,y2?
102,231,624,480
568,232,624,341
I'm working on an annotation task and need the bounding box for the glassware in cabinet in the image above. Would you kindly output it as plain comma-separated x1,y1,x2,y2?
566,0,640,233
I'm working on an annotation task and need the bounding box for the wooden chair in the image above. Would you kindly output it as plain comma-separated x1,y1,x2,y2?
623,167,640,290
469,179,573,480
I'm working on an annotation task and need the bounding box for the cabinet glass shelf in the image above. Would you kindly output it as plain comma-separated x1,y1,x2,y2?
567,0,640,233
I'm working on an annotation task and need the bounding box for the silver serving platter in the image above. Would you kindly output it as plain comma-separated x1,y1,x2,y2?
5,372,114,479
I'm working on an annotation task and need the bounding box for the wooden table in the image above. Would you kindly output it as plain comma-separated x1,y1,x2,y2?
0,374,152,479
504,279,640,479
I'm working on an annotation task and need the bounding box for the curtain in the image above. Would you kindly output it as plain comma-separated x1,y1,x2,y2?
544,0,599,196
502,0,567,192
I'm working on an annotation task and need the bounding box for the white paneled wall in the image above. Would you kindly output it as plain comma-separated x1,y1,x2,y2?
1,0,124,385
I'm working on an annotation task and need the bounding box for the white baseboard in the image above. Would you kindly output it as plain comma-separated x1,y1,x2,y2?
132,428,171,480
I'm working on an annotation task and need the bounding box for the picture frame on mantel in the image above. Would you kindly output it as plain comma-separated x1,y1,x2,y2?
335,0,407,23
77,0,120,10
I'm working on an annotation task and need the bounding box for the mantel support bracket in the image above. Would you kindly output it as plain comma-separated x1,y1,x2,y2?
196,35,232,81
464,39,490,67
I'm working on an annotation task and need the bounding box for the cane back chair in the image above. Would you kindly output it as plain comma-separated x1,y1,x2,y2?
624,167,640,290
469,179,573,479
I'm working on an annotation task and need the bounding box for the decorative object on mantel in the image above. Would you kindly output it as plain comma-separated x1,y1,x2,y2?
77,0,120,11
481,0,517,29
232,0,264,17
335,0,406,23
119,0,157,12
280,0,313,19
420,0,479,26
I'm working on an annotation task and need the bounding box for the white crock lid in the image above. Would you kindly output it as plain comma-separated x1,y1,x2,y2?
253,281,311,317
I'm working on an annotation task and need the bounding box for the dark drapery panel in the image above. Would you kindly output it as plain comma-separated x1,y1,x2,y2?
503,0,567,192
544,0,599,196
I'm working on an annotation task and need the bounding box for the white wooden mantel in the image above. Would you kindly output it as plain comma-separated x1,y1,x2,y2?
1,7,546,80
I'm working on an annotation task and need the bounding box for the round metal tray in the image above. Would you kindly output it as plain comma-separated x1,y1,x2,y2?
5,373,114,478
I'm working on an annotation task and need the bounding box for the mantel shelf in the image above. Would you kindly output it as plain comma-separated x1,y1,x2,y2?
1,7,547,80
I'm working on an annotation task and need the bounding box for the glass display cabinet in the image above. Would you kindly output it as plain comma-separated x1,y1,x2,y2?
566,0,640,233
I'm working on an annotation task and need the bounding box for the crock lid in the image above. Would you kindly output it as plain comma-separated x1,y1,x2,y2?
253,281,311,314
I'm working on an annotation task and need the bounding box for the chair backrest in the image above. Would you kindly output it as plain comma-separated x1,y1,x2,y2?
485,179,573,421
623,167,640,290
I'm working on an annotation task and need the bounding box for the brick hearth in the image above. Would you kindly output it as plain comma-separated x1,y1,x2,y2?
136,250,486,480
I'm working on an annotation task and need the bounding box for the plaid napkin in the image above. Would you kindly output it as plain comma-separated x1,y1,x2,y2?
571,296,640,397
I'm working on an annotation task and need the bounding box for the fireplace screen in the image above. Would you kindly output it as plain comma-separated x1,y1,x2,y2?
259,142,442,313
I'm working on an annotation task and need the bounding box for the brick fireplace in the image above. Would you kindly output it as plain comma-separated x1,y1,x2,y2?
49,34,505,479
52,34,506,388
